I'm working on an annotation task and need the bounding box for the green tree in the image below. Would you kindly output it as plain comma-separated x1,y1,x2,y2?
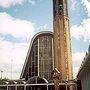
0,78,8,85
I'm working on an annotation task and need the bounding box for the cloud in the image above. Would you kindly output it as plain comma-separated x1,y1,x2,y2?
0,12,35,79
82,0,90,17
0,39,29,79
0,12,35,41
37,24,52,32
0,0,36,8
72,52,85,78
28,0,36,5
0,0,24,8
71,18,90,42
71,25,84,40
70,0,77,11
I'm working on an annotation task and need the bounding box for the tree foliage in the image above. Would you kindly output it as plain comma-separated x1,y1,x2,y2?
0,78,9,85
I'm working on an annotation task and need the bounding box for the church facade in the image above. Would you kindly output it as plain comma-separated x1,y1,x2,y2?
20,0,73,83
20,31,54,82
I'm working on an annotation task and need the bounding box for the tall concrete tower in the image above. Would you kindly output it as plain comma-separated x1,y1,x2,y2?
53,0,73,81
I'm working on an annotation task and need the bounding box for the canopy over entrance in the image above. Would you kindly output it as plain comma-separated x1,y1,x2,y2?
26,76,48,84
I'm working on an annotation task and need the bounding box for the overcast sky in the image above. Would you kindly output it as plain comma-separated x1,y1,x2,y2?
0,0,90,79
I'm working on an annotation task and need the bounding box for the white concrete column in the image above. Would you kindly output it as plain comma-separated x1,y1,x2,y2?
24,85,26,90
15,85,17,90
7,86,8,90
47,85,48,90
38,39,39,76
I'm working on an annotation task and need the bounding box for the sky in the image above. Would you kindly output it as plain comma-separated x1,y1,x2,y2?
0,0,90,79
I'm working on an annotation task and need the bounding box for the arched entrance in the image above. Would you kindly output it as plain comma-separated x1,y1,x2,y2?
26,76,48,90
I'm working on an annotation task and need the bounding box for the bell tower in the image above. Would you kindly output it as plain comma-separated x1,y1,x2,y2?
53,0,73,80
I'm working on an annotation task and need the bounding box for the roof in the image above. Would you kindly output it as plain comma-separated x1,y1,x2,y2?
5,79,26,84
77,48,90,79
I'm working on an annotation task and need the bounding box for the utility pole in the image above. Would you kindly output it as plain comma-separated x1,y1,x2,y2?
11,59,13,80
1,70,3,79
